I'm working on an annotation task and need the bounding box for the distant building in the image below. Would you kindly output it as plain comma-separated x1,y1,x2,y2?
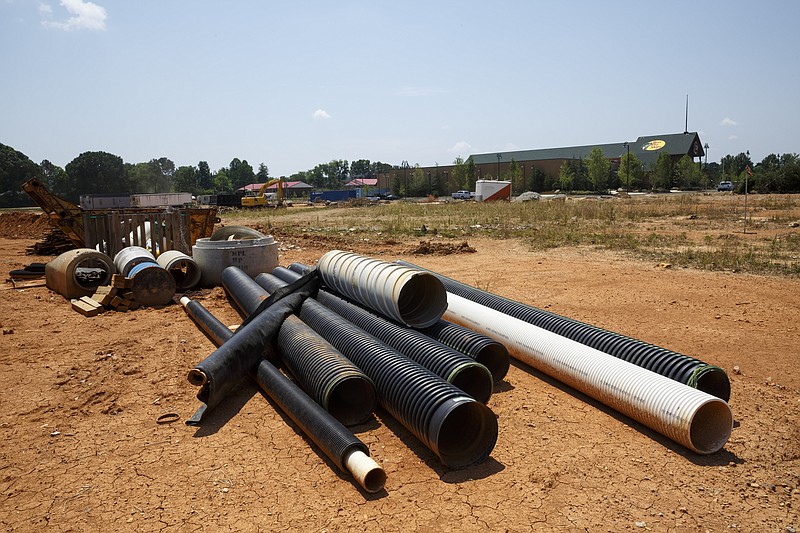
387,132,706,194
469,132,705,181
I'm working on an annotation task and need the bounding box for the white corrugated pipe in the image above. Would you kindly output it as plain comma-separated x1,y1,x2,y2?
444,293,732,454
316,250,448,328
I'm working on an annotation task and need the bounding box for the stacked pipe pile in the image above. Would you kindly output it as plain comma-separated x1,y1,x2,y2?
385,261,732,454
182,248,734,494
285,263,510,385
396,260,731,402
270,266,496,404
253,253,499,468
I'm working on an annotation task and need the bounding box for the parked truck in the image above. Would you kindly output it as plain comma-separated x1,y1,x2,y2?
451,190,474,200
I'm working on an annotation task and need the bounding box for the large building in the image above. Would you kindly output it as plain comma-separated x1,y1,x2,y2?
377,131,706,194
469,131,705,181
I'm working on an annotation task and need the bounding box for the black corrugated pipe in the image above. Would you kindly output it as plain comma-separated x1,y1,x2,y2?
221,266,377,426
396,260,731,402
416,319,510,385
254,272,498,468
288,262,313,275
283,264,510,385
271,266,494,404
179,297,386,493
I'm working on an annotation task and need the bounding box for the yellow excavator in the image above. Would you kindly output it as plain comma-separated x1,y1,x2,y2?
241,178,284,208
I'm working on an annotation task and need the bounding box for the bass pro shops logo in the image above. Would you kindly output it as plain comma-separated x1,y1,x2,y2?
642,140,666,151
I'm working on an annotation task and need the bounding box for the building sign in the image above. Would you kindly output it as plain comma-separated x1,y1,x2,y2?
642,140,666,151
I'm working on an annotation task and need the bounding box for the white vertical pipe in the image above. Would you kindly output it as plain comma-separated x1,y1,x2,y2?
444,293,732,454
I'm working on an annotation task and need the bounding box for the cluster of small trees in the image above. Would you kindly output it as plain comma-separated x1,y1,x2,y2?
0,143,404,206
2,142,799,208
288,159,393,190
555,149,705,193
0,145,275,205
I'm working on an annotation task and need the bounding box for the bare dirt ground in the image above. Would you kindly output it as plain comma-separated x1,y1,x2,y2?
0,209,798,532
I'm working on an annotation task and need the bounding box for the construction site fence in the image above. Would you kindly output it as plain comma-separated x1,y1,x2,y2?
82,207,218,257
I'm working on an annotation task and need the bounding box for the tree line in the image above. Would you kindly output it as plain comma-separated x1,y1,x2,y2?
2,142,799,208
0,143,403,206
553,149,800,194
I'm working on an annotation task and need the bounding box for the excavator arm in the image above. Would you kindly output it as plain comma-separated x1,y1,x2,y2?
21,178,86,247
241,178,284,208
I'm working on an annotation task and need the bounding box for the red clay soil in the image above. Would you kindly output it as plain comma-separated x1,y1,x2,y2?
0,212,798,532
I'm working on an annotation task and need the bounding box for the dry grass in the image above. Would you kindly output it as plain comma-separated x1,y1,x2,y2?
225,194,800,276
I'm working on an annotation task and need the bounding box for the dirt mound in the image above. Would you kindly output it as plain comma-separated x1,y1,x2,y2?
0,211,50,239
407,240,476,255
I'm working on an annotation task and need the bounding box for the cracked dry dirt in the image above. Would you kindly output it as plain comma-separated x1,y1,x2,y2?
0,211,798,532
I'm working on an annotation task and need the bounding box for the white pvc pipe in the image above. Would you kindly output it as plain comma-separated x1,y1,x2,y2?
316,250,448,328
444,293,732,454
344,450,386,493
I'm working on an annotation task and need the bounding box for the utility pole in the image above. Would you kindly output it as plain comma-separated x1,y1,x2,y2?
743,151,751,234
623,142,630,193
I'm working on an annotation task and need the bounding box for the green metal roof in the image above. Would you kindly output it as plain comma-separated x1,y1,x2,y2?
470,132,705,168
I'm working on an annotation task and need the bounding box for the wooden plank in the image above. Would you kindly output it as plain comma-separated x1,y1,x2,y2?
91,286,118,306
71,297,103,317
8,279,47,289
111,211,123,256
111,274,133,288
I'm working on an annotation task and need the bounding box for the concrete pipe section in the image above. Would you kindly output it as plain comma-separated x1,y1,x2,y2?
45,248,115,299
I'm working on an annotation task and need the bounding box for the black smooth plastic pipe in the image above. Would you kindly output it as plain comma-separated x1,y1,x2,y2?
221,266,377,426
180,298,386,493
255,272,498,468
397,260,731,402
185,289,307,425
271,266,494,403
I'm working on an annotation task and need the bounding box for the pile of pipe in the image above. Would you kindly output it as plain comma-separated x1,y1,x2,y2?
182,249,734,493
292,254,733,455
182,250,506,493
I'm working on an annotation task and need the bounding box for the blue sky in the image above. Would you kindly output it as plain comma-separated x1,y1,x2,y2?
2,1,799,176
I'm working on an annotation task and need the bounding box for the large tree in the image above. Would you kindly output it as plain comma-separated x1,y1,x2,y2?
213,169,233,192
558,160,574,192
256,163,270,183
173,165,198,194
618,151,642,191
451,156,468,192
196,161,213,191
586,147,610,192
652,151,674,190
753,153,800,193
40,159,69,195
227,158,255,191
350,159,371,178
0,143,39,207
720,152,753,180
505,159,522,194
126,157,175,193
64,151,127,201
675,155,701,189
